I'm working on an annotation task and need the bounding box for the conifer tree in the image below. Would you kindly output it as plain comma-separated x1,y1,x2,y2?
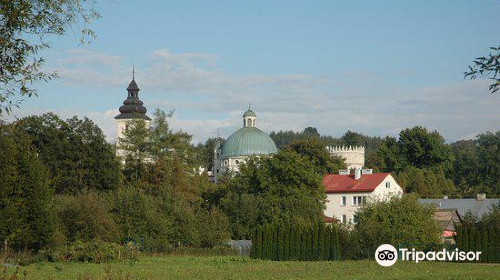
456,226,463,250
469,227,476,252
283,221,290,260
312,223,319,260
481,227,488,263
462,226,470,252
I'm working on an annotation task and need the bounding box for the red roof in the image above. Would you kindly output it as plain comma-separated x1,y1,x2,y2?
323,173,391,193
324,215,337,224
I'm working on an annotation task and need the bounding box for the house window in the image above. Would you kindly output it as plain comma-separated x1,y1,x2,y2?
353,215,358,224
235,160,240,164
341,214,347,223
341,196,346,206
216,152,220,159
216,169,219,174
386,182,391,188
224,160,228,166
352,196,365,206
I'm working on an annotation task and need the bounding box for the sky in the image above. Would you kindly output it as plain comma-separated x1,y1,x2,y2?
7,0,500,143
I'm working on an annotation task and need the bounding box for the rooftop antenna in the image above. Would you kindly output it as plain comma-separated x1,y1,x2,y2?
132,64,135,80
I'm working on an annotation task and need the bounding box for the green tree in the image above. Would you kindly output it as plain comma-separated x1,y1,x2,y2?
377,136,403,172
354,194,440,259
55,190,119,243
285,138,346,175
14,113,120,194
0,127,54,251
0,0,101,114
213,150,326,239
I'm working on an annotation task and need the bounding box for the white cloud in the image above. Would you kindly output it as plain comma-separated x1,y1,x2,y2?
23,48,500,143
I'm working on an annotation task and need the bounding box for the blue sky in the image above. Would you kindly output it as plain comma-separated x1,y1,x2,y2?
10,0,500,143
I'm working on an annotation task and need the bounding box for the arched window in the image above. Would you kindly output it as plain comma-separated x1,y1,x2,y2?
247,119,252,127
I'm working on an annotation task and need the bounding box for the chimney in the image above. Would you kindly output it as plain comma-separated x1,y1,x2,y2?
477,193,486,201
354,168,361,180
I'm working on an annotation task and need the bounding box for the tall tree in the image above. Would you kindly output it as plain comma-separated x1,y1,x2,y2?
0,126,54,251
284,138,346,175
14,113,120,194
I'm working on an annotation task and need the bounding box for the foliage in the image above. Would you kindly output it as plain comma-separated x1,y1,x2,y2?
13,113,120,194
352,194,440,259
119,109,197,183
54,191,120,244
455,223,500,263
376,126,453,173
110,185,172,252
209,150,326,239
251,222,340,261
39,240,139,263
465,46,500,93
0,0,101,114
0,126,54,251
269,128,382,159
284,138,346,175
451,131,500,195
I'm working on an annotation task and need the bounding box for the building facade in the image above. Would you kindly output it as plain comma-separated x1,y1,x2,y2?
323,170,403,223
115,77,151,159
213,108,277,183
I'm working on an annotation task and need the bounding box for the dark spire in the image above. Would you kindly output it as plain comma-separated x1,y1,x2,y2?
115,70,151,120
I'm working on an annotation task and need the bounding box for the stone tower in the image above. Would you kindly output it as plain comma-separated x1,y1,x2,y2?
326,146,365,170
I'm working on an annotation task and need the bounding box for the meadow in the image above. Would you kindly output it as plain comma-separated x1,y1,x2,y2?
4,256,500,280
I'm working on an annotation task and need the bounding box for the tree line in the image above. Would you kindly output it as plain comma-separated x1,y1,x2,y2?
266,126,499,196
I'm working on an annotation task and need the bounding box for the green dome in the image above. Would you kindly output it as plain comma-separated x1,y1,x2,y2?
221,127,277,157
243,109,256,117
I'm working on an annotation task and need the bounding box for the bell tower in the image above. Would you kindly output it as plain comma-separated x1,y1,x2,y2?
114,68,151,159
243,104,256,128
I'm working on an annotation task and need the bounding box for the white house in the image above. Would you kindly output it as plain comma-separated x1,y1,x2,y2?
323,169,403,224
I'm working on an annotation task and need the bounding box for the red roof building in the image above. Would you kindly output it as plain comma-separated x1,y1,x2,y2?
323,170,403,224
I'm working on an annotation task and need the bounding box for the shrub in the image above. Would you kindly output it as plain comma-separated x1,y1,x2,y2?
354,194,440,259
40,240,139,263
55,191,120,243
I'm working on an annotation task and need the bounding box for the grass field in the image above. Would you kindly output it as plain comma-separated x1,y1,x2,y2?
5,256,500,280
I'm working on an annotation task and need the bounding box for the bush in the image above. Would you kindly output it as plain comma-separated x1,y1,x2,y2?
40,240,139,263
55,191,120,243
353,194,440,259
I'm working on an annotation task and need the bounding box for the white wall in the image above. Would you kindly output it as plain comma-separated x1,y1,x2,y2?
324,174,403,223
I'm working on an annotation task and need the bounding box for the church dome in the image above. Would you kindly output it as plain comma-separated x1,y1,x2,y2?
221,127,278,157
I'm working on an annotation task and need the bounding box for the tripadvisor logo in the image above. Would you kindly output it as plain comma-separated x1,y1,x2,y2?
375,244,482,267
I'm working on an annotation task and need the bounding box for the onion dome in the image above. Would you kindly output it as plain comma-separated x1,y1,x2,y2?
115,77,151,121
